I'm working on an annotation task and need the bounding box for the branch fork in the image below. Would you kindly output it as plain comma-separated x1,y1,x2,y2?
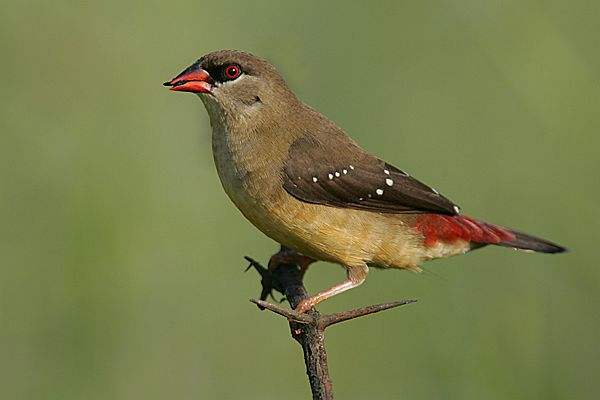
244,248,416,400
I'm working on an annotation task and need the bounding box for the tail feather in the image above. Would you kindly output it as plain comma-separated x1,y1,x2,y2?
494,229,567,254
414,214,567,254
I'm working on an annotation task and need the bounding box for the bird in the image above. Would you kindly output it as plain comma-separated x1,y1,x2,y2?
164,50,566,313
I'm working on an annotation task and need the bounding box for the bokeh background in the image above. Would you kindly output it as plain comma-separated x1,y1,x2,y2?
2,1,598,399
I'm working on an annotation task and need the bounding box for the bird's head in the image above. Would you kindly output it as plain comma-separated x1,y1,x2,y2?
164,50,296,127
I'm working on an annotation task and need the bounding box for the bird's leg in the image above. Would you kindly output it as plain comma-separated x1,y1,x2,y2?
268,246,316,278
295,264,368,314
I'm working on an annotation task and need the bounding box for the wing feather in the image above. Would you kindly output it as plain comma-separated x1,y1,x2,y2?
283,135,459,215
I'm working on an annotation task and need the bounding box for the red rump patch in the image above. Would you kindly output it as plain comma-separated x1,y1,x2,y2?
414,214,516,247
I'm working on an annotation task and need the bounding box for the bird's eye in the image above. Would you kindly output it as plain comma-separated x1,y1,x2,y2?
224,65,241,80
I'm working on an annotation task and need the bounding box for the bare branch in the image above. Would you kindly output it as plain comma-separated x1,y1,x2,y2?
250,299,313,324
320,299,417,328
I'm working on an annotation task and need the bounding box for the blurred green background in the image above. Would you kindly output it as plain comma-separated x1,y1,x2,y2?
1,1,598,399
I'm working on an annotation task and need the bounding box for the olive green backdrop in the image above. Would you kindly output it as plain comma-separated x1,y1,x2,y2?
1,1,598,399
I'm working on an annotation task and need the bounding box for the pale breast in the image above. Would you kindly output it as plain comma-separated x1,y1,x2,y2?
211,120,292,241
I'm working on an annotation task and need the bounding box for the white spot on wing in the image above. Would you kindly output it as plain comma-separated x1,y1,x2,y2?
358,197,363,201
386,178,393,186
335,172,340,177
342,169,347,174
349,165,354,170
384,169,390,175
312,177,318,182
328,173,333,180
453,205,460,214
376,189,384,195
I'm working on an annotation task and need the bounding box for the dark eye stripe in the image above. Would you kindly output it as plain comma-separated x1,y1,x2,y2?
205,63,243,83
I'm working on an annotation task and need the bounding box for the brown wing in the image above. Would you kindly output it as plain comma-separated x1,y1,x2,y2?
283,135,459,215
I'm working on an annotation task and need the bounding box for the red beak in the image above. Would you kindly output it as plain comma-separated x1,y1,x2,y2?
163,62,214,94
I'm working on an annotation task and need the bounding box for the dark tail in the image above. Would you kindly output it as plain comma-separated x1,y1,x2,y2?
494,229,567,254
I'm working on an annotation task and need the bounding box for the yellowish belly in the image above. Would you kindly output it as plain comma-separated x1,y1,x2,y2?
216,161,425,269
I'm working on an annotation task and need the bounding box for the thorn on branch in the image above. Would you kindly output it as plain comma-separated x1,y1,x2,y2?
244,256,283,305
319,299,417,328
244,256,267,276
